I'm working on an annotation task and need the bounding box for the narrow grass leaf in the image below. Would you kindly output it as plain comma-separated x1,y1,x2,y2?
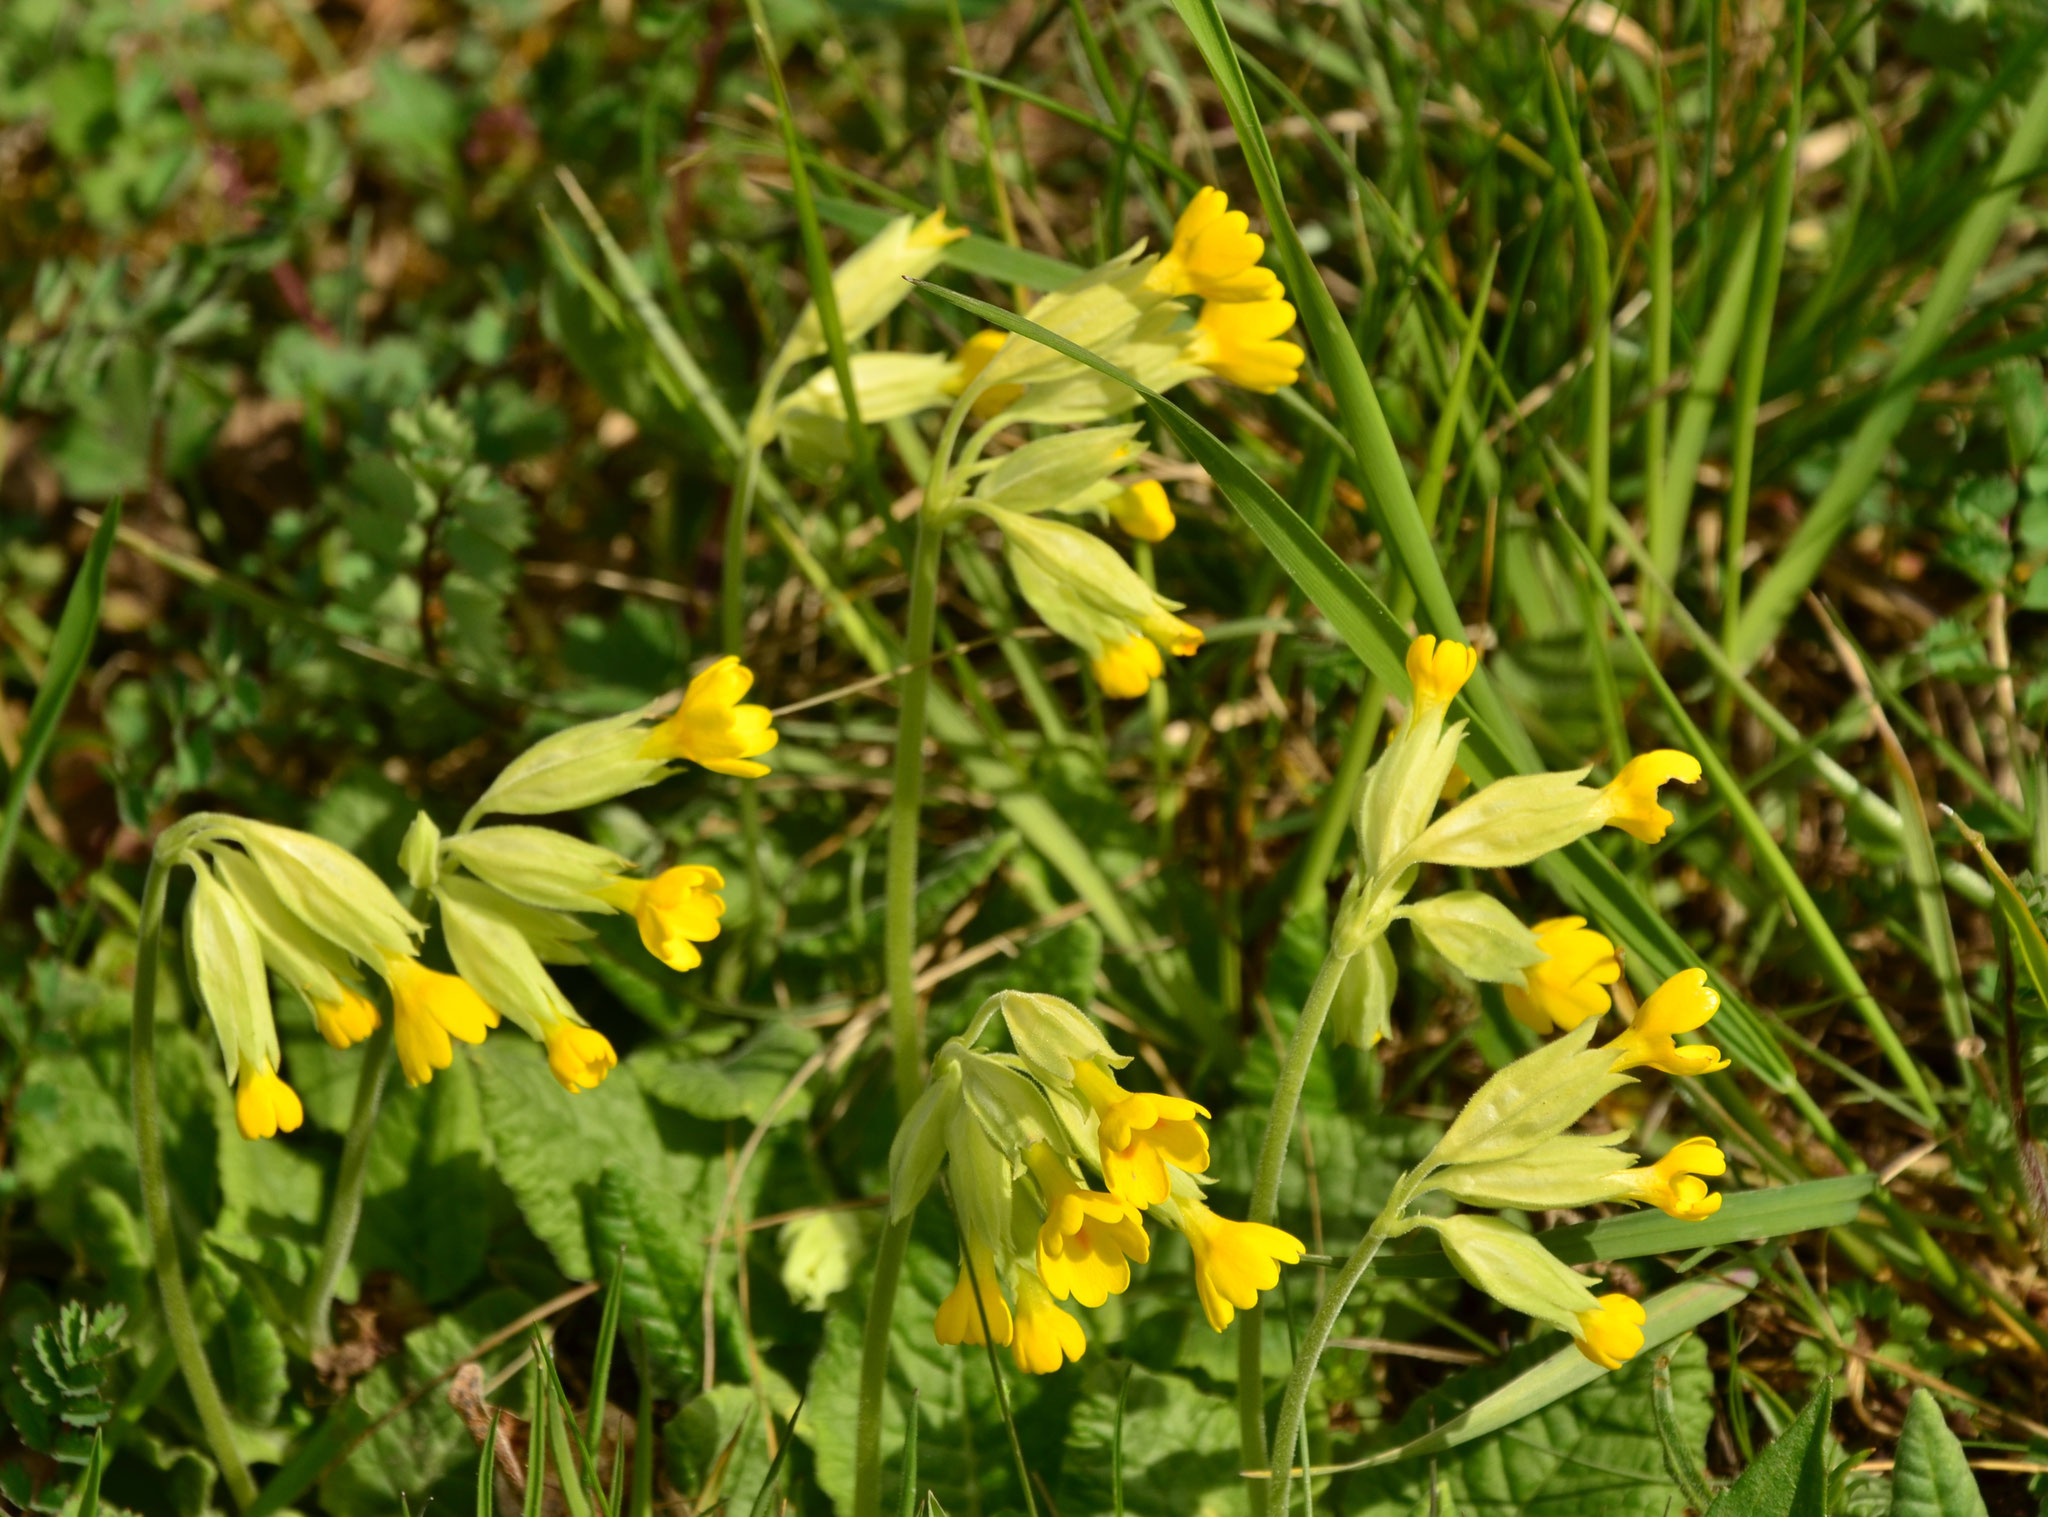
588,1247,626,1449
747,1395,807,1517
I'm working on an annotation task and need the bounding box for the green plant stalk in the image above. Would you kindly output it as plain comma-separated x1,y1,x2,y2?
1736,58,2048,666
1236,942,1354,1464
1641,90,1675,641
131,844,259,1511
1717,5,1803,718
1261,1171,1422,1517
303,1018,395,1351
946,0,1026,307
853,1214,915,1517
1288,680,1386,916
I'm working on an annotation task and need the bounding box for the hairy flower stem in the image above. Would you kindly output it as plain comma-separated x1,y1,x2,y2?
1260,1172,1422,1517
303,1018,394,1351
1236,942,1353,1464
852,1213,913,1517
131,846,259,1510
725,439,772,935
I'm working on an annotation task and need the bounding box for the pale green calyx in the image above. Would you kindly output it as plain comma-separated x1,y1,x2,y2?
1429,1131,1638,1211
440,826,630,914
435,876,580,1043
185,857,276,1081
1329,933,1397,1049
996,989,1128,1083
1424,1214,1602,1335
888,1055,964,1221
462,701,673,829
212,817,422,968
207,848,358,1013
971,424,1144,515
771,351,956,465
780,208,965,367
1395,892,1546,986
1426,1019,1633,1170
1401,768,1604,871
976,248,1165,389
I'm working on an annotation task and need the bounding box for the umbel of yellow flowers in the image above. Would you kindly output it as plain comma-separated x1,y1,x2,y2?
176,658,780,1137
890,991,1305,1374
767,185,1303,703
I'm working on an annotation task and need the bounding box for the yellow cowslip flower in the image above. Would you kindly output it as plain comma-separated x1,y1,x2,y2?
1574,1293,1647,1370
1504,917,1622,1034
1606,968,1730,1077
384,955,501,1087
1010,1270,1087,1374
1620,1136,1726,1221
1594,750,1702,843
234,1061,304,1141
1187,297,1303,393
1406,633,1479,716
599,865,725,973
1175,1194,1304,1332
1106,479,1175,542
933,1244,1012,1347
312,987,382,1049
1092,634,1165,699
640,657,779,778
545,1023,618,1094
1144,187,1283,303
945,329,1027,419
1026,1143,1150,1307
1070,1059,1211,1207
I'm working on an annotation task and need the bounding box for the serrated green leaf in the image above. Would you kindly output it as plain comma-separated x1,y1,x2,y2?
203,1250,287,1428
1889,1390,1987,1517
1055,1365,1248,1517
1705,1379,1832,1517
587,1163,709,1398
641,1020,820,1125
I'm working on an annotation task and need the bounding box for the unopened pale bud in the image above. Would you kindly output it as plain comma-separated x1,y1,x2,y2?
1396,892,1546,985
440,825,630,914
399,811,442,893
997,990,1127,1083
1427,1019,1631,1169
889,1058,964,1220
1328,933,1397,1048
1355,721,1467,876
1427,1214,1601,1335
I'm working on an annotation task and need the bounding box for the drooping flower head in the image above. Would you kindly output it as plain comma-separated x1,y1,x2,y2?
234,1062,305,1141
545,1023,619,1094
313,988,382,1049
1172,1193,1305,1332
1606,968,1729,1077
1575,1293,1647,1370
1026,1143,1149,1307
1010,1269,1088,1374
640,657,779,778
1093,634,1165,699
1188,298,1303,393
1504,917,1622,1034
1145,186,1283,304
1406,633,1479,719
1595,751,1703,843
933,1243,1012,1347
1620,1136,1726,1220
1069,1059,1210,1207
384,954,500,1087
1107,479,1176,542
600,865,726,973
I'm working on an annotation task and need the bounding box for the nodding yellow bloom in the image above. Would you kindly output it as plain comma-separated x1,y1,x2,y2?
1406,633,1479,716
946,329,1027,418
1027,1144,1150,1307
1010,1270,1088,1374
545,1023,618,1094
933,1245,1012,1346
1188,298,1303,393
1175,1195,1304,1332
1504,917,1622,1034
234,1061,304,1141
1574,1293,1647,1370
1092,634,1165,699
1606,968,1729,1077
312,987,381,1049
600,865,725,973
640,657,779,778
1621,1136,1726,1221
1144,187,1283,303
1595,750,1702,843
1108,479,1176,542
1071,1060,1211,1208
384,956,500,1087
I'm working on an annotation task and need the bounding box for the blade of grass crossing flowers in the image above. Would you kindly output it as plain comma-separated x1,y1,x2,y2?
1951,811,2048,1024
1165,0,1473,653
1735,57,2048,667
0,500,119,915
588,1248,627,1450
1303,1274,1753,1476
1553,512,1942,1122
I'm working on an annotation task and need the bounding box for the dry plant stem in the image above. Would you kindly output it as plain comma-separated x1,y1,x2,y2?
304,1017,395,1350
131,846,260,1511
1260,1173,1419,1517
1237,942,1353,1465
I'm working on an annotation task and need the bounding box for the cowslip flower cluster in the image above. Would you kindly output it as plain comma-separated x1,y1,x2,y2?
172,659,779,1135
761,187,1302,701
1325,634,1705,1048
891,991,1304,1373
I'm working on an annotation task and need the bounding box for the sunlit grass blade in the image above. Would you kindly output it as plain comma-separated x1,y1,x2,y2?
480,1409,502,1517
0,499,119,913
587,1247,626,1450
747,1395,806,1517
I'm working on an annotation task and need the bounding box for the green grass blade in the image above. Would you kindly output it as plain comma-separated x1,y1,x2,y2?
945,68,1196,192
1414,244,1499,532
896,1389,920,1517
1641,75,1676,640
587,1248,626,1450
524,1356,550,1517
480,1409,502,1517
630,1327,653,1517
746,1395,806,1517
1735,60,2048,666
65,1431,106,1517
0,500,119,912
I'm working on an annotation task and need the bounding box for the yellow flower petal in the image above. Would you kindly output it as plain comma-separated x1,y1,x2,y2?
1596,750,1703,843
933,1247,1012,1347
545,1023,618,1094
641,657,780,778
1179,1196,1304,1332
1574,1293,1646,1370
1145,186,1285,303
1404,633,1479,712
385,955,501,1087
1010,1271,1087,1374
1188,297,1303,393
234,1061,304,1141
312,987,382,1050
1091,634,1164,699
1606,967,1730,1077
605,865,726,973
1503,916,1621,1034
1622,1136,1727,1220
1108,479,1176,543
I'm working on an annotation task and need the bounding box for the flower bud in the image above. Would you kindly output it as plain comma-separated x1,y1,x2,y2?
1329,933,1396,1048
440,826,631,914
996,990,1128,1084
186,858,276,1082
399,811,442,893
1427,1019,1632,1170
1396,892,1546,985
779,1211,866,1311
889,1056,964,1220
780,208,967,366
1106,479,1175,542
